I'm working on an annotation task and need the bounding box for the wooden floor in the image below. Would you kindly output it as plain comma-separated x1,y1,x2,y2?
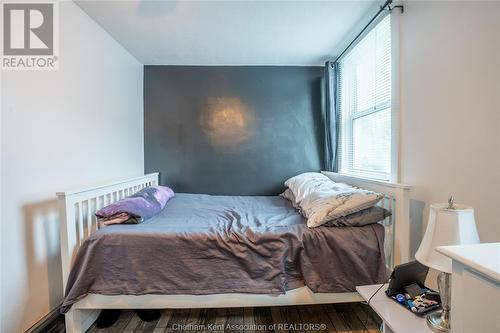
82,303,382,333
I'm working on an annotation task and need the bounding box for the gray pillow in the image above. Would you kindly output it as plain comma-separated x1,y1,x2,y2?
281,188,390,227
324,206,391,227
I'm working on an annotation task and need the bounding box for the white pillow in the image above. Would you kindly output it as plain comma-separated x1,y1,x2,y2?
284,172,384,228
284,172,331,203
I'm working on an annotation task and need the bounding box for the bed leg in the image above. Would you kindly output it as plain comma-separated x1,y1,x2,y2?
65,308,100,333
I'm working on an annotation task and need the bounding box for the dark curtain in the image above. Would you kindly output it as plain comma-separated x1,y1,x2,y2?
324,61,339,172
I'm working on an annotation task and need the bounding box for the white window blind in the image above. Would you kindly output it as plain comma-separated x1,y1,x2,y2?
338,15,392,181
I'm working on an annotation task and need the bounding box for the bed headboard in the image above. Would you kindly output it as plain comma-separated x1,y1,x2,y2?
57,173,159,291
322,171,411,268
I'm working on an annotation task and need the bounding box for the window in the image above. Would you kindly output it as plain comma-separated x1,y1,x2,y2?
338,15,392,181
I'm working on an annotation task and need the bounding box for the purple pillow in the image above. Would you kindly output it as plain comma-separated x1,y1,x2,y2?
96,185,174,223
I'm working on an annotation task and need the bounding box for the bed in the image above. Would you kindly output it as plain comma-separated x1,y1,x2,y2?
57,172,411,333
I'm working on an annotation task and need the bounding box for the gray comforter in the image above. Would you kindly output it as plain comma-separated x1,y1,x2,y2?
61,194,386,312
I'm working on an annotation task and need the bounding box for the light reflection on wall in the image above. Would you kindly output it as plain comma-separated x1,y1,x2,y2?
200,97,255,150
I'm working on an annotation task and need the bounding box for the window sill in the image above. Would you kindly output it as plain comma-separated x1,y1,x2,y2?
321,171,411,190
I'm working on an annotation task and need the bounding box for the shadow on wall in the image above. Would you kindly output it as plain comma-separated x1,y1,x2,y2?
410,199,440,290
22,198,62,327
311,76,325,169
409,199,425,259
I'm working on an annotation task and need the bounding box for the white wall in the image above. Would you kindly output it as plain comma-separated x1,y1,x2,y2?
0,2,144,332
398,1,500,254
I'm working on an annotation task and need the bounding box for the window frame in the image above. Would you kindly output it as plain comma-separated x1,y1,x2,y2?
335,11,400,183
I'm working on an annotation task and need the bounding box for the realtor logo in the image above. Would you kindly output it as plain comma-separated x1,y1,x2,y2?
2,2,59,70
4,3,53,55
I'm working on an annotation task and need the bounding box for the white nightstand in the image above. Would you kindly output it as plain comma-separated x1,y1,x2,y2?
437,243,500,333
356,284,434,333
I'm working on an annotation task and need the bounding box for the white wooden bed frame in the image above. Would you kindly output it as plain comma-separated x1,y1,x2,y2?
57,172,411,333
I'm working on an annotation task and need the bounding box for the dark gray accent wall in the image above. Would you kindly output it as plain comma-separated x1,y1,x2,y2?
144,66,324,195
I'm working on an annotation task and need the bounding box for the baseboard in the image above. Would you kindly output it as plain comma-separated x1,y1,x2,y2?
24,304,64,333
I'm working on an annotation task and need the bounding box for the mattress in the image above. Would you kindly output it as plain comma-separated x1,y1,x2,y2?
61,193,386,312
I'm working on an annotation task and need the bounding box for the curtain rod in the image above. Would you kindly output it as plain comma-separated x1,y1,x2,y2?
334,0,402,64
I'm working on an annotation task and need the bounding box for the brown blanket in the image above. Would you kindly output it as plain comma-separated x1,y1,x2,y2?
61,194,386,312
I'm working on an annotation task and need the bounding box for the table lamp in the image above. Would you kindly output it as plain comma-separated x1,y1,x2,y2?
415,197,480,332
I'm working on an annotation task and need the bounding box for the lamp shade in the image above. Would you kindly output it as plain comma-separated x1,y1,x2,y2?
415,203,480,273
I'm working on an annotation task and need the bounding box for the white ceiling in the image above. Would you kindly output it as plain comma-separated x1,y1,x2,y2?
76,0,378,66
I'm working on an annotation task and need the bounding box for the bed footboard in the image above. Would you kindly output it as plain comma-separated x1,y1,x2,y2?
64,308,99,333
57,173,159,332
57,173,159,292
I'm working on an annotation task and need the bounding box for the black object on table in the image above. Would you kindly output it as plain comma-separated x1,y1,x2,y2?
385,260,441,316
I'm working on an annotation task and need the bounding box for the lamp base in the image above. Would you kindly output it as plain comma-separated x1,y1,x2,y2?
426,310,450,332
426,271,451,333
